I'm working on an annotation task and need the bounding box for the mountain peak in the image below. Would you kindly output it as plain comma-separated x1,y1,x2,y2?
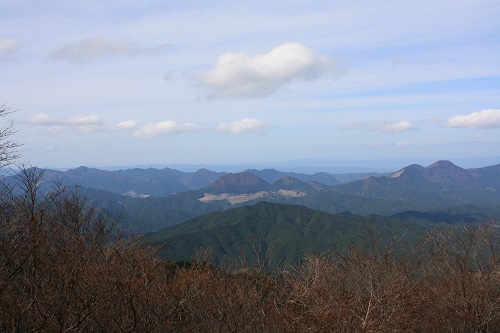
279,176,301,186
425,160,468,183
208,172,269,193
389,160,471,184
212,171,267,185
194,168,217,176
426,160,461,170
390,164,425,178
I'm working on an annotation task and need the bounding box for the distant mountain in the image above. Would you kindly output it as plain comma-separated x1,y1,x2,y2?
145,202,427,267
332,172,392,184
206,171,270,194
389,160,500,187
13,160,499,235
182,168,223,189
246,169,341,186
82,175,329,234
19,166,397,200
33,166,226,197
424,160,473,183
332,160,500,211
388,204,500,225
75,160,500,234
270,176,325,192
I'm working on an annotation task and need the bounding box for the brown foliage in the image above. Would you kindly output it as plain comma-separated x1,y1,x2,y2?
1,167,498,332
280,224,499,332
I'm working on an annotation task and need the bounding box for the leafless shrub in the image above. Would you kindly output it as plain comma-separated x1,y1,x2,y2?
0,104,21,168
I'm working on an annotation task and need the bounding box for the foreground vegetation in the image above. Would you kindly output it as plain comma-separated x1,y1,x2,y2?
1,168,498,332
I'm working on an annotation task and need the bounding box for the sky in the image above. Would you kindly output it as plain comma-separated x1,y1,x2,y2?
1,0,500,171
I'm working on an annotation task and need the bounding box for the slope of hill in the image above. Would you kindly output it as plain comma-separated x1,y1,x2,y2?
146,201,427,267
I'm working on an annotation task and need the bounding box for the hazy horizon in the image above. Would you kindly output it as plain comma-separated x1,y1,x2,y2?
2,1,499,168
22,156,500,175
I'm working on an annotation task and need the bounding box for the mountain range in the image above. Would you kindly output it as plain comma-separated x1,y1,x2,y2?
34,166,226,197
5,160,499,236
4,159,499,266
12,165,391,198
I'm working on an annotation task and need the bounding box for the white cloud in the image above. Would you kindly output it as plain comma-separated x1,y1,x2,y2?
114,120,140,129
445,109,500,129
133,121,201,140
51,36,167,63
0,38,23,61
27,113,103,126
197,42,341,98
215,118,270,134
26,113,105,135
342,120,415,133
27,114,201,139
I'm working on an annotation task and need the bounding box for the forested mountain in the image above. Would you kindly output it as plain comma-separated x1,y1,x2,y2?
28,166,226,197
330,160,500,212
65,160,500,234
246,168,341,185
4,160,499,235
206,171,270,194
11,166,349,197
145,201,427,267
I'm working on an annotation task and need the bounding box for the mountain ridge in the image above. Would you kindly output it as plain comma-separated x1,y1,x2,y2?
146,201,428,267
6,160,500,234
206,171,270,194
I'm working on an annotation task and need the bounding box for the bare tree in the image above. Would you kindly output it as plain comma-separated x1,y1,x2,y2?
0,104,21,168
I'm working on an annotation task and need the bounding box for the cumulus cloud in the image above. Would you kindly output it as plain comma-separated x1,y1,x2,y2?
27,113,105,135
342,120,416,133
27,113,103,126
51,36,168,63
0,38,23,61
215,118,270,134
196,42,341,99
133,121,201,140
26,113,201,139
114,120,140,129
445,109,500,129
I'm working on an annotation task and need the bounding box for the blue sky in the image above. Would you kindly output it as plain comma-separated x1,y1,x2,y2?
1,0,499,170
